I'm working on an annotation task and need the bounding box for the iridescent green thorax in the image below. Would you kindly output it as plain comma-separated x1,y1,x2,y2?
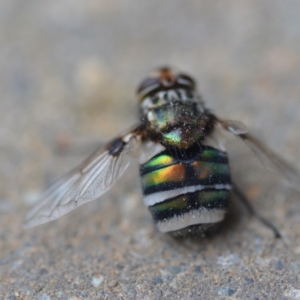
145,101,211,149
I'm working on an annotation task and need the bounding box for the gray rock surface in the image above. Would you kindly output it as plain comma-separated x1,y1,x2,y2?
1,1,300,299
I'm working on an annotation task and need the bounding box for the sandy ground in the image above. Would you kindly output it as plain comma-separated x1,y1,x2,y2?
1,1,300,299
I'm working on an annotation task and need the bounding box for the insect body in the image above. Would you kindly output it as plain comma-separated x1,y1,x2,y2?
24,67,300,237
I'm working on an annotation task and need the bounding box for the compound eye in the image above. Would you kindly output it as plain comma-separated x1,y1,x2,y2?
176,74,195,89
137,77,161,100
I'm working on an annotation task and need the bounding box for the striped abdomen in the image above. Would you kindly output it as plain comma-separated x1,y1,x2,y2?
140,145,231,235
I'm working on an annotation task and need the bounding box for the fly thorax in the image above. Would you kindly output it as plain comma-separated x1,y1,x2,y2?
145,101,208,148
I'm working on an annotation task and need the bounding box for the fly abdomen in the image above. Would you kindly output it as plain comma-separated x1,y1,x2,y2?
140,145,232,236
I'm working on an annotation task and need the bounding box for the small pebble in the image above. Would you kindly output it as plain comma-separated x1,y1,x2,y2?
91,275,104,288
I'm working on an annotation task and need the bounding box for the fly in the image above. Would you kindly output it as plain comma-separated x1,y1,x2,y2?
24,67,300,238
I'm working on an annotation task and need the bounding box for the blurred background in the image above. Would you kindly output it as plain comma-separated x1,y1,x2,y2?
1,1,300,299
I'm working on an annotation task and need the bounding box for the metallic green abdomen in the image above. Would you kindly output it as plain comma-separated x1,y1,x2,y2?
140,145,231,235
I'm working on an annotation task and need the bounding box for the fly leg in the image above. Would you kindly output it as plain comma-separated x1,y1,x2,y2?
232,182,281,239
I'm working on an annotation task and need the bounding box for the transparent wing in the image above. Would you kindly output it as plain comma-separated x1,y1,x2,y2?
216,118,300,189
24,126,142,228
